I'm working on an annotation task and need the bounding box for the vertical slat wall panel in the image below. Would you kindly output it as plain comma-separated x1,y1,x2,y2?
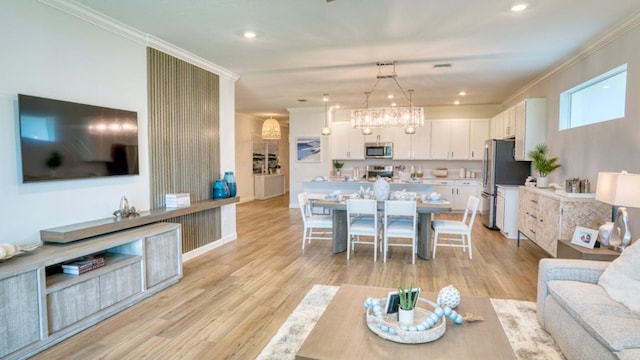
147,48,221,253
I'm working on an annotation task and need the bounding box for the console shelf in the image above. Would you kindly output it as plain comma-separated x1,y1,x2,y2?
46,253,142,293
40,197,238,243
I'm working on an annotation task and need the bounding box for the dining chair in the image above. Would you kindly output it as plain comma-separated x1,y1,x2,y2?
297,192,333,250
346,199,381,261
383,200,418,264
431,195,480,259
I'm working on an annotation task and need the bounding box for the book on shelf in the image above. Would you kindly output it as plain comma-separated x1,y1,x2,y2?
61,256,106,275
166,193,191,207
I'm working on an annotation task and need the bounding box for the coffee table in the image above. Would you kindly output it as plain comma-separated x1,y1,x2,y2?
296,284,517,359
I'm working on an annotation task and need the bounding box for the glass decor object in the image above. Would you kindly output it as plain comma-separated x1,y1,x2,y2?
212,179,230,199
224,171,237,197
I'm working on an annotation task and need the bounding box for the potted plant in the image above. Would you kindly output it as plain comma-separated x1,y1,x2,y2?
397,281,419,326
333,160,344,176
527,144,561,188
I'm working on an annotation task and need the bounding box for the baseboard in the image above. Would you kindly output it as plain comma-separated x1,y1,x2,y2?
182,232,237,262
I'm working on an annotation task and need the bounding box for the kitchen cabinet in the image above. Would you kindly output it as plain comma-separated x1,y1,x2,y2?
518,186,611,257
430,119,469,160
330,122,365,160
392,121,431,160
427,179,480,211
491,112,504,139
514,98,546,161
365,127,394,143
496,185,519,239
469,119,489,160
504,107,516,138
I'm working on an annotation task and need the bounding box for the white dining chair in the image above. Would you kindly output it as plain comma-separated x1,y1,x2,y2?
431,195,480,259
346,199,381,261
297,192,333,250
383,200,418,264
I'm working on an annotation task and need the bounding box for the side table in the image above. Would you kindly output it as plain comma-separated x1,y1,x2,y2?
556,239,620,261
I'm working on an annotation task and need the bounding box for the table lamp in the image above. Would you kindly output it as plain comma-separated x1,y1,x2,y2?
595,171,640,251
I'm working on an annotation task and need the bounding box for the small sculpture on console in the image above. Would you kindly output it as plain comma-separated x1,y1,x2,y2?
113,196,139,219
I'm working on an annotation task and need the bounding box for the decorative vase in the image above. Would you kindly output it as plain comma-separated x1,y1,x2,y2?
373,177,390,201
212,179,230,199
537,176,549,188
398,307,415,327
224,171,237,197
335,169,342,177
437,284,461,309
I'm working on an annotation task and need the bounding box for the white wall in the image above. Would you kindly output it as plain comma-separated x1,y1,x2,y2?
504,19,640,236
0,1,237,246
288,107,331,207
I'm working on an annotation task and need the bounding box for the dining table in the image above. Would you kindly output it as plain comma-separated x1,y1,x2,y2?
313,198,451,260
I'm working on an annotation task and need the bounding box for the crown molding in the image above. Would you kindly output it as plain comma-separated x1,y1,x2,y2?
39,0,239,81
503,10,640,105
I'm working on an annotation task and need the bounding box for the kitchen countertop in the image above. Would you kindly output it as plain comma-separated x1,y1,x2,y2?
519,185,597,200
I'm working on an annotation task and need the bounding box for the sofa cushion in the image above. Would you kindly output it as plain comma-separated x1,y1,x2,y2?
598,240,640,313
547,280,640,351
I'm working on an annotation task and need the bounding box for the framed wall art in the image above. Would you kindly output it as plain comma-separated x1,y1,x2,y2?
296,136,321,162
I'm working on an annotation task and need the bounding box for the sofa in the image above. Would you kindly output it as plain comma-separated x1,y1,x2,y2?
537,241,640,360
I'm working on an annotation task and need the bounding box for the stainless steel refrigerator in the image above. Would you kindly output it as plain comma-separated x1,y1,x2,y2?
481,139,531,229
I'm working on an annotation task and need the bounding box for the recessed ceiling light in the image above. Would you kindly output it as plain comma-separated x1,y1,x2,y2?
511,3,528,12
334,105,341,109
459,91,467,96
454,100,461,105
387,94,394,99
390,102,397,107
243,31,257,39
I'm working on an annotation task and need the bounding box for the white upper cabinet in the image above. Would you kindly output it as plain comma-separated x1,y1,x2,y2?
491,111,504,139
392,121,431,160
431,119,470,160
469,119,489,160
504,107,516,138
514,98,546,161
331,122,365,160
330,110,366,160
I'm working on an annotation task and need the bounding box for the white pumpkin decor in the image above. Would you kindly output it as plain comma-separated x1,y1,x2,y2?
373,177,390,201
437,284,461,309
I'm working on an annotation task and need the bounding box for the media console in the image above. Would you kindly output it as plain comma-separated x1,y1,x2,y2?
0,222,182,359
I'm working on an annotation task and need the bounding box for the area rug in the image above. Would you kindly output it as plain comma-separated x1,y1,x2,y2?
257,285,565,360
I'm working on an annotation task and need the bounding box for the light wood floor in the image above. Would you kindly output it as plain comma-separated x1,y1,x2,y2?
33,194,550,360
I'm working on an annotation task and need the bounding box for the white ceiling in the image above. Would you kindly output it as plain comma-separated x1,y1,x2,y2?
73,0,640,121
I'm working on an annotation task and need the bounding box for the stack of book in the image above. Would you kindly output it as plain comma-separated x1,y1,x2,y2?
166,193,191,207
62,256,106,275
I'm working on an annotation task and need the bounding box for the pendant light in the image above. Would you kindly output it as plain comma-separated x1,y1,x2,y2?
261,117,281,140
321,94,332,135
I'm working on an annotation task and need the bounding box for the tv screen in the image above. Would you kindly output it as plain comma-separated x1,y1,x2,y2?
18,94,139,183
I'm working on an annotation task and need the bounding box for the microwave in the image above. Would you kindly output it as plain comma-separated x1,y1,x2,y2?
365,142,393,159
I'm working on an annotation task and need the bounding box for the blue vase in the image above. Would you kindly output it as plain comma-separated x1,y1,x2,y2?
212,179,230,199
224,171,237,197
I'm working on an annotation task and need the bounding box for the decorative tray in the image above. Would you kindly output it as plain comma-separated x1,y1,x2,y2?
365,297,446,344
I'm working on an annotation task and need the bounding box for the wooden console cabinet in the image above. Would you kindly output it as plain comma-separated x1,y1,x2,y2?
517,186,611,257
0,223,181,360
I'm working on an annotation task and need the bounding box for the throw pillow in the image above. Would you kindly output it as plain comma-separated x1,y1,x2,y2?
598,240,640,313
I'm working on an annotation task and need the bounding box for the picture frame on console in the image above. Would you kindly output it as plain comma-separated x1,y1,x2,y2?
571,226,599,249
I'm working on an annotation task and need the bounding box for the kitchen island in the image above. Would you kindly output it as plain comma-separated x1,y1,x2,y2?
303,179,437,195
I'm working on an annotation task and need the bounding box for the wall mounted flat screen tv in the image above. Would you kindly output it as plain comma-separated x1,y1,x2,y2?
18,94,139,183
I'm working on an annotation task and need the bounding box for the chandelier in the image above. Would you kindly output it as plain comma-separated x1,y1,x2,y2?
351,61,424,135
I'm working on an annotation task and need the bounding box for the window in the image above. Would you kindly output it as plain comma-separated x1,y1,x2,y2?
559,64,627,130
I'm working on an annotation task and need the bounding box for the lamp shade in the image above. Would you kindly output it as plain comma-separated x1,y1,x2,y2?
261,118,281,140
595,172,640,207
